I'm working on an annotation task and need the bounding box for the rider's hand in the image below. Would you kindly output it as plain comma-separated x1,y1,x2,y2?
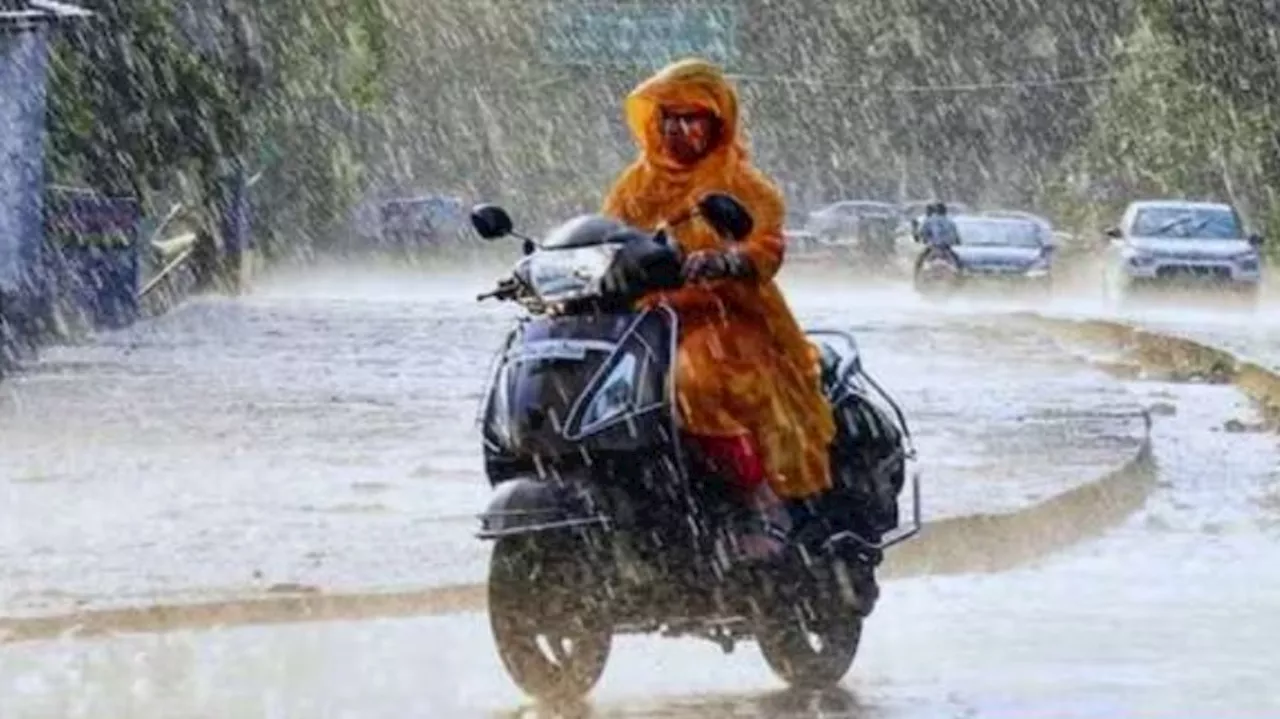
681,250,729,280
682,249,753,281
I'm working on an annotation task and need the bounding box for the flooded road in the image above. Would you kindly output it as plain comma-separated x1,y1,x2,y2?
1022,261,1280,371
1,263,1275,717
1034,284,1280,373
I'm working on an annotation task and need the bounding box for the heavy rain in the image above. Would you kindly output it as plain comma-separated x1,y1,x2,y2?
1,0,1278,717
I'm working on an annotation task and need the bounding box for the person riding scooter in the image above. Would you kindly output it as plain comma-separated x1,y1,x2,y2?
601,58,836,562
913,201,962,276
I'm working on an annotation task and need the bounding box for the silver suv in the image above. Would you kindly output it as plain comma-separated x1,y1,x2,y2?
1103,200,1265,302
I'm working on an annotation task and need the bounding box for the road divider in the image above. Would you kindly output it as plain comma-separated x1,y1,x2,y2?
1021,314,1280,429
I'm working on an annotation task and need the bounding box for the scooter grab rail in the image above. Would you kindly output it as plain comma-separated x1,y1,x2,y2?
822,468,923,553
803,327,916,450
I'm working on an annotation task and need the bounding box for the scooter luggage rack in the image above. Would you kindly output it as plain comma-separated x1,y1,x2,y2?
803,327,916,452
804,327,923,551
822,468,923,553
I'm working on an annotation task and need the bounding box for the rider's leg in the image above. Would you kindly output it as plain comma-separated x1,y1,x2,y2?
684,433,766,493
684,433,791,560
674,323,796,560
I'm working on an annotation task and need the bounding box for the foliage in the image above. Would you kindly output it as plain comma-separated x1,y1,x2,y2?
1041,3,1280,257
44,0,391,256
40,0,1280,260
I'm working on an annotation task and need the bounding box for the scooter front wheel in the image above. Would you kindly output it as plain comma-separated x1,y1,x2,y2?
914,249,963,299
487,534,612,703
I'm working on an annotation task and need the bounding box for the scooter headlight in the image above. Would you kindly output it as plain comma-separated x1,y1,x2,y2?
577,353,639,432
523,245,622,303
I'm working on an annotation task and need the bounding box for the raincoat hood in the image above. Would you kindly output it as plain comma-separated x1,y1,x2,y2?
624,58,744,171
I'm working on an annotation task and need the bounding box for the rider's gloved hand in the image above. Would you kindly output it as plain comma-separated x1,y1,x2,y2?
682,249,753,280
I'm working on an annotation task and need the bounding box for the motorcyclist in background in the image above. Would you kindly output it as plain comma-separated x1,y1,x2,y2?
913,201,962,276
602,58,836,562
917,202,961,247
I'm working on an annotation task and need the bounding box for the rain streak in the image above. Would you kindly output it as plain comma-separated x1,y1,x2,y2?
0,1,1278,717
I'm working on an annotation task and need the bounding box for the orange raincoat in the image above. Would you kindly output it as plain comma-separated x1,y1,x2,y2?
602,59,836,500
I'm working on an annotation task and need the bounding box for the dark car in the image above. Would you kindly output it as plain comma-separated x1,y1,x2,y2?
914,215,1056,298
379,194,466,248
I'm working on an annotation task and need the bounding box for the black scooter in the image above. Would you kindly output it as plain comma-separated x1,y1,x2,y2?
472,193,922,702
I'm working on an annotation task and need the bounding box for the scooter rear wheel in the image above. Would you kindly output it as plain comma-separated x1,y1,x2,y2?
757,605,862,688
752,560,865,689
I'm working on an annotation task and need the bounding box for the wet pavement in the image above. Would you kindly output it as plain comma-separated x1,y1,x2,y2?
2,263,1276,718
1035,265,1280,372
0,266,1146,618
0,372,1273,719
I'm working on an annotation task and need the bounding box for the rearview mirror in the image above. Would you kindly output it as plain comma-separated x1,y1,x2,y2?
470,204,513,240
1103,226,1122,240
696,193,753,241
1248,233,1264,247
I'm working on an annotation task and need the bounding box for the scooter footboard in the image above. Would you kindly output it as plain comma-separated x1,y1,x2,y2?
476,477,610,539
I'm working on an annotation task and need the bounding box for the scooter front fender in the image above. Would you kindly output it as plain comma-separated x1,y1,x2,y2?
476,477,609,539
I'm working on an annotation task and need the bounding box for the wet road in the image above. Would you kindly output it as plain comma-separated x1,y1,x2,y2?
0,266,1145,618
0,263,1276,717
1032,288,1280,374
0,372,1274,719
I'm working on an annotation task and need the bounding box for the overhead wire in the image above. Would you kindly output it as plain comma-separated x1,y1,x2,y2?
725,71,1121,94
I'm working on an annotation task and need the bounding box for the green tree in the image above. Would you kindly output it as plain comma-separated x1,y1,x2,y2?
1044,3,1280,252
44,0,391,258
1141,0,1280,249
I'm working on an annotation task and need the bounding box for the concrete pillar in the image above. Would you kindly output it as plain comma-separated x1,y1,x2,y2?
0,21,52,360
216,157,254,294
0,2,93,367
0,26,51,293
191,157,254,296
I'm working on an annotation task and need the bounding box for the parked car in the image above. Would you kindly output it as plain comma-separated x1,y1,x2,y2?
804,200,903,266
1102,200,1265,303
913,215,1056,298
379,194,466,248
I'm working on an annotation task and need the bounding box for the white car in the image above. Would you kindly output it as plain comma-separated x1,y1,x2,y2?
1103,200,1265,302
